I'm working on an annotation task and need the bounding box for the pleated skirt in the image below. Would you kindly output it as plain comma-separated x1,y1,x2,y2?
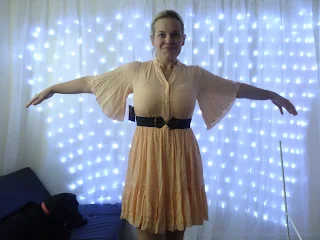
120,126,208,234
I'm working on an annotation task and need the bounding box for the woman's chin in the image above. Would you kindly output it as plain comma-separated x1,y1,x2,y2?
162,52,179,59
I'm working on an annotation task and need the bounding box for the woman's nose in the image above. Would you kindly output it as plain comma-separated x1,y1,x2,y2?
165,35,174,44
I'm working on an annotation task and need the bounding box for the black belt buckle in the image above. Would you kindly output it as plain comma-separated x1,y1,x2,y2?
153,117,180,129
154,117,165,128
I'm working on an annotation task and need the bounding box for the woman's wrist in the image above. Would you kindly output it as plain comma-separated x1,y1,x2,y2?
49,85,56,94
268,91,277,101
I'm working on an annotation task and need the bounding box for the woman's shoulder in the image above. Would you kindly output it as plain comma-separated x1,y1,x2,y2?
179,61,201,75
116,61,147,71
125,60,153,68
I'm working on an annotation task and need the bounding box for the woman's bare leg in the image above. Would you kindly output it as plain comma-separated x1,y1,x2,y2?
166,229,185,240
136,228,166,240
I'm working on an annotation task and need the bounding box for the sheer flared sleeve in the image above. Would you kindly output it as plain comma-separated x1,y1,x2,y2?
197,66,242,130
84,62,138,121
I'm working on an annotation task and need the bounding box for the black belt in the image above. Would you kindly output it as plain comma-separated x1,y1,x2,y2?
136,116,191,129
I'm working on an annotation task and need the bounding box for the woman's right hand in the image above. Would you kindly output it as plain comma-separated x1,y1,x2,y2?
25,87,54,108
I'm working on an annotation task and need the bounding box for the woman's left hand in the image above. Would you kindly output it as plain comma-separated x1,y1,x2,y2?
271,92,298,116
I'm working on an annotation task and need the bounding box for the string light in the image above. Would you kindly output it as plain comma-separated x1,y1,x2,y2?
24,8,314,225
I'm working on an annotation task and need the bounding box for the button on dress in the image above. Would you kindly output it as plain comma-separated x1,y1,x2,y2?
85,58,241,234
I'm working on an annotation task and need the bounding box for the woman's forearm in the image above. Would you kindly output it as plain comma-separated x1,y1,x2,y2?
236,83,274,100
50,77,92,94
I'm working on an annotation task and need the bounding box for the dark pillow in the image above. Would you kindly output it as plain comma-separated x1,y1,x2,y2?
0,193,87,240
44,193,87,229
0,201,70,240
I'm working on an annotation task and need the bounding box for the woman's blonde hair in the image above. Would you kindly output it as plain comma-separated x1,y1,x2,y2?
150,10,185,37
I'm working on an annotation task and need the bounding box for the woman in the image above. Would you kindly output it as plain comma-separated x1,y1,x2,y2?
26,10,297,240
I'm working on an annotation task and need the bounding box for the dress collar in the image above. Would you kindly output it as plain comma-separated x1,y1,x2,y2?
153,58,181,69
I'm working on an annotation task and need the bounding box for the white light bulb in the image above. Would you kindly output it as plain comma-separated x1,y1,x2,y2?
48,29,55,35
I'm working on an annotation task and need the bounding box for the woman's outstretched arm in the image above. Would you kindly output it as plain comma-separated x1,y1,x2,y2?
25,77,91,108
236,83,298,116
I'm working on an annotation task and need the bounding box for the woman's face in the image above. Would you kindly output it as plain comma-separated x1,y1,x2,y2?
151,18,185,61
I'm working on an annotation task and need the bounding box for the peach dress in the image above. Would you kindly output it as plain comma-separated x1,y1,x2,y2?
85,58,241,234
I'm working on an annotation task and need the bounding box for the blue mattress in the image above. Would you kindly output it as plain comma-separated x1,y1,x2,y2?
0,167,125,240
71,203,125,240
0,167,50,220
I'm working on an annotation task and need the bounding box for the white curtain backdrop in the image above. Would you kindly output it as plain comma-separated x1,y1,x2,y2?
1,0,319,239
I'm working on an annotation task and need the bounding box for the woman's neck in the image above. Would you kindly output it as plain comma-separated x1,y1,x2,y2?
155,55,177,70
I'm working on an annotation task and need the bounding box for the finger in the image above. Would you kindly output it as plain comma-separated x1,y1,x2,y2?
25,101,32,108
32,98,43,106
291,105,298,115
290,108,298,115
25,96,39,108
279,106,283,115
287,104,298,115
26,94,44,107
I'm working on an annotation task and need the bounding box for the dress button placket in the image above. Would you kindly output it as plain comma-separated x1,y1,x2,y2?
164,86,170,121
